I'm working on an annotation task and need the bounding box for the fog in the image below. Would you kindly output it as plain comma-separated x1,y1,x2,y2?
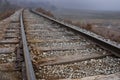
30,0,120,11
7,0,120,11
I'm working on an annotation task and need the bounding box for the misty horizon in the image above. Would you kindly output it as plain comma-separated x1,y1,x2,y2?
6,0,120,11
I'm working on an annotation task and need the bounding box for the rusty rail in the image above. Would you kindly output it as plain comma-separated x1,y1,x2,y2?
20,10,36,80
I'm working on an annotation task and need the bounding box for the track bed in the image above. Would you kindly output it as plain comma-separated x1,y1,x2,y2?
0,10,22,80
23,10,120,80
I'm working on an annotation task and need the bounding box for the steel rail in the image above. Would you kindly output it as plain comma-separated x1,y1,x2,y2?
30,9,120,57
20,10,36,80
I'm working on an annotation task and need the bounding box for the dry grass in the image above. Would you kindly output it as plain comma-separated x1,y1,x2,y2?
0,10,15,21
64,19,92,30
64,19,120,42
64,19,73,24
91,26,120,42
36,8,54,18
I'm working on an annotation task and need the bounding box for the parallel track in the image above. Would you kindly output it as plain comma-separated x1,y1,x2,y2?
23,9,120,79
31,10,120,57
0,10,22,80
0,10,36,80
0,9,119,80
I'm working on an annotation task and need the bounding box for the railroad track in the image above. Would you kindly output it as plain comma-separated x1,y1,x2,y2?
0,9,120,80
0,10,22,80
0,10,35,80
24,9,120,80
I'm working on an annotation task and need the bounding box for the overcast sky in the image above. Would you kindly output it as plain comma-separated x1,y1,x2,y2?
8,0,120,11
33,0,120,11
